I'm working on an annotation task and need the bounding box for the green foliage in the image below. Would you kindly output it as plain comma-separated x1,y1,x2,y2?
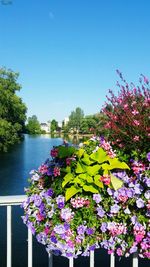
0,67,27,152
68,107,84,133
58,146,75,158
26,115,41,134
51,119,58,133
61,140,129,200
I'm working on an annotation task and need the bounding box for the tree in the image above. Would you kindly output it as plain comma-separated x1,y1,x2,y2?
0,67,27,152
68,107,84,133
26,115,41,134
51,119,58,133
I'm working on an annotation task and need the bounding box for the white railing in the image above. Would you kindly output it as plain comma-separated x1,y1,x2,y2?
0,195,139,267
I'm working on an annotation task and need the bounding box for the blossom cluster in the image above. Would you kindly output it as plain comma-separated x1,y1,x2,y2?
22,137,150,259
102,71,150,158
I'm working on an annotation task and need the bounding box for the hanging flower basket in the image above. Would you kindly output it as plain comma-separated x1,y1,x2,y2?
22,137,150,259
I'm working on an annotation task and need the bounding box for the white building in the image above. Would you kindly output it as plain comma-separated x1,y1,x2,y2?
40,122,50,133
63,117,69,126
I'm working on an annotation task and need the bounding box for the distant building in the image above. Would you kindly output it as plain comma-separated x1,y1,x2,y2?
63,117,69,126
40,122,50,133
58,121,62,128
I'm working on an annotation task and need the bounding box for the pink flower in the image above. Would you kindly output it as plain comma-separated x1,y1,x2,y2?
38,164,48,174
133,136,140,141
116,248,123,256
53,167,60,177
50,148,58,157
100,175,111,185
132,110,139,115
133,120,140,126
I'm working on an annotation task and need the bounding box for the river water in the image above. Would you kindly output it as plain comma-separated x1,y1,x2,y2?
0,135,149,267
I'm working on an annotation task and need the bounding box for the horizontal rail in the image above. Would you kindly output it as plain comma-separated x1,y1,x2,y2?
0,195,139,267
0,195,27,205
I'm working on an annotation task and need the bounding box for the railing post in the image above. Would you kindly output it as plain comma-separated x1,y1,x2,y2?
69,257,74,267
132,252,138,267
90,251,94,267
28,229,33,267
48,252,53,267
7,205,12,267
110,253,115,267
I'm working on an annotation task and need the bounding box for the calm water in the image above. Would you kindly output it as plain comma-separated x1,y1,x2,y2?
0,135,149,267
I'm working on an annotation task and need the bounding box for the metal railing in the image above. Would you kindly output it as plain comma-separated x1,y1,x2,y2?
0,195,139,267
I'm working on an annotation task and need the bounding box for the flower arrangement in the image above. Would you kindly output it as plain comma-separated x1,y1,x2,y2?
102,70,150,161
22,137,150,259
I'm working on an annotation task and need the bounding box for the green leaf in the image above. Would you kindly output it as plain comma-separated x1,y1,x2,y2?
62,173,74,188
76,162,86,174
65,186,82,201
90,148,108,164
78,173,93,183
76,148,84,158
81,153,93,165
110,174,123,190
86,175,93,183
58,146,75,158
78,173,87,179
86,165,100,176
94,175,104,188
108,158,130,170
70,177,85,186
83,185,99,193
101,163,110,171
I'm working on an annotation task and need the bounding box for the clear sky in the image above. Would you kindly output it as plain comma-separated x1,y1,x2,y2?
0,0,150,123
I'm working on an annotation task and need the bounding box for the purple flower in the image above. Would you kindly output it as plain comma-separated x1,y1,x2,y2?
50,236,57,243
93,194,102,203
110,204,120,214
66,252,73,258
96,206,105,217
131,216,137,225
86,228,94,235
100,222,107,233
89,244,96,251
36,232,47,244
46,188,54,197
126,188,134,198
134,184,143,194
77,225,86,235
56,195,65,209
136,198,145,208
144,177,150,187
107,188,114,196
60,208,74,222
47,168,53,176
144,190,150,199
27,221,35,235
54,224,66,234
129,245,138,254
147,152,150,161
33,195,42,207
64,222,70,230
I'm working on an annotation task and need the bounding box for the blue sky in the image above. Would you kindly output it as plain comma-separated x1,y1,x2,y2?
0,0,150,123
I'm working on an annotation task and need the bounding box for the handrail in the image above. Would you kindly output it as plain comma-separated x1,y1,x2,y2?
0,195,139,267
0,195,26,205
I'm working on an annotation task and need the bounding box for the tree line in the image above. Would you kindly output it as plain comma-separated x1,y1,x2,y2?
0,67,108,152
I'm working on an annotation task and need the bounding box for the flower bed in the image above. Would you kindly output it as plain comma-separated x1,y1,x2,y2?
22,137,150,259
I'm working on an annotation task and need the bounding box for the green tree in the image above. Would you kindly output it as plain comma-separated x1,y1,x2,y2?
26,115,41,134
0,67,27,152
80,115,97,133
68,107,84,133
51,119,58,133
